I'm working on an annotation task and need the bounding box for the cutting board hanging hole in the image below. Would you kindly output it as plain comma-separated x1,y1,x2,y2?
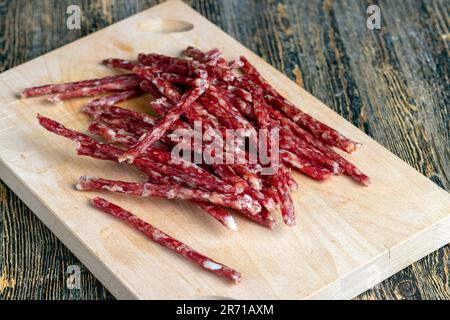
137,18,194,33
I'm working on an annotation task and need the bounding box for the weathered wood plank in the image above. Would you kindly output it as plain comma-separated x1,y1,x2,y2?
0,0,448,299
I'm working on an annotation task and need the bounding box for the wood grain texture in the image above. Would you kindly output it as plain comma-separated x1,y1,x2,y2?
0,0,448,300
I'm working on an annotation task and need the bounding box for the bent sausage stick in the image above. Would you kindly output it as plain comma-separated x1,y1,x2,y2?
91,197,241,282
119,81,209,164
77,176,262,215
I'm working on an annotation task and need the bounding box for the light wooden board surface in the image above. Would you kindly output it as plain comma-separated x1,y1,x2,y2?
0,0,448,299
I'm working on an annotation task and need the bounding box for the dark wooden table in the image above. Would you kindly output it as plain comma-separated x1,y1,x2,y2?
0,0,448,300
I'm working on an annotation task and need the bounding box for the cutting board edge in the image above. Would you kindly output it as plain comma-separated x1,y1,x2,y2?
0,0,449,300
306,213,450,299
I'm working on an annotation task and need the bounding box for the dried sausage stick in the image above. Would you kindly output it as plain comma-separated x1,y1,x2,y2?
190,201,238,231
89,121,237,194
78,142,236,230
207,85,256,132
181,47,234,81
38,115,234,194
272,167,296,226
83,104,157,125
21,74,138,98
249,88,296,223
137,53,203,69
239,56,361,153
119,80,209,164
77,176,262,215
182,46,221,63
102,58,144,71
39,115,238,229
222,91,256,122
149,81,254,179
265,94,362,154
211,164,275,211
138,54,208,79
280,150,333,181
37,114,169,181
91,197,241,282
81,88,143,110
48,78,140,102
280,132,340,173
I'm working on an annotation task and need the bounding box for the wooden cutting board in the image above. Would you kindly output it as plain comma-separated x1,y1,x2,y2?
0,0,448,299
